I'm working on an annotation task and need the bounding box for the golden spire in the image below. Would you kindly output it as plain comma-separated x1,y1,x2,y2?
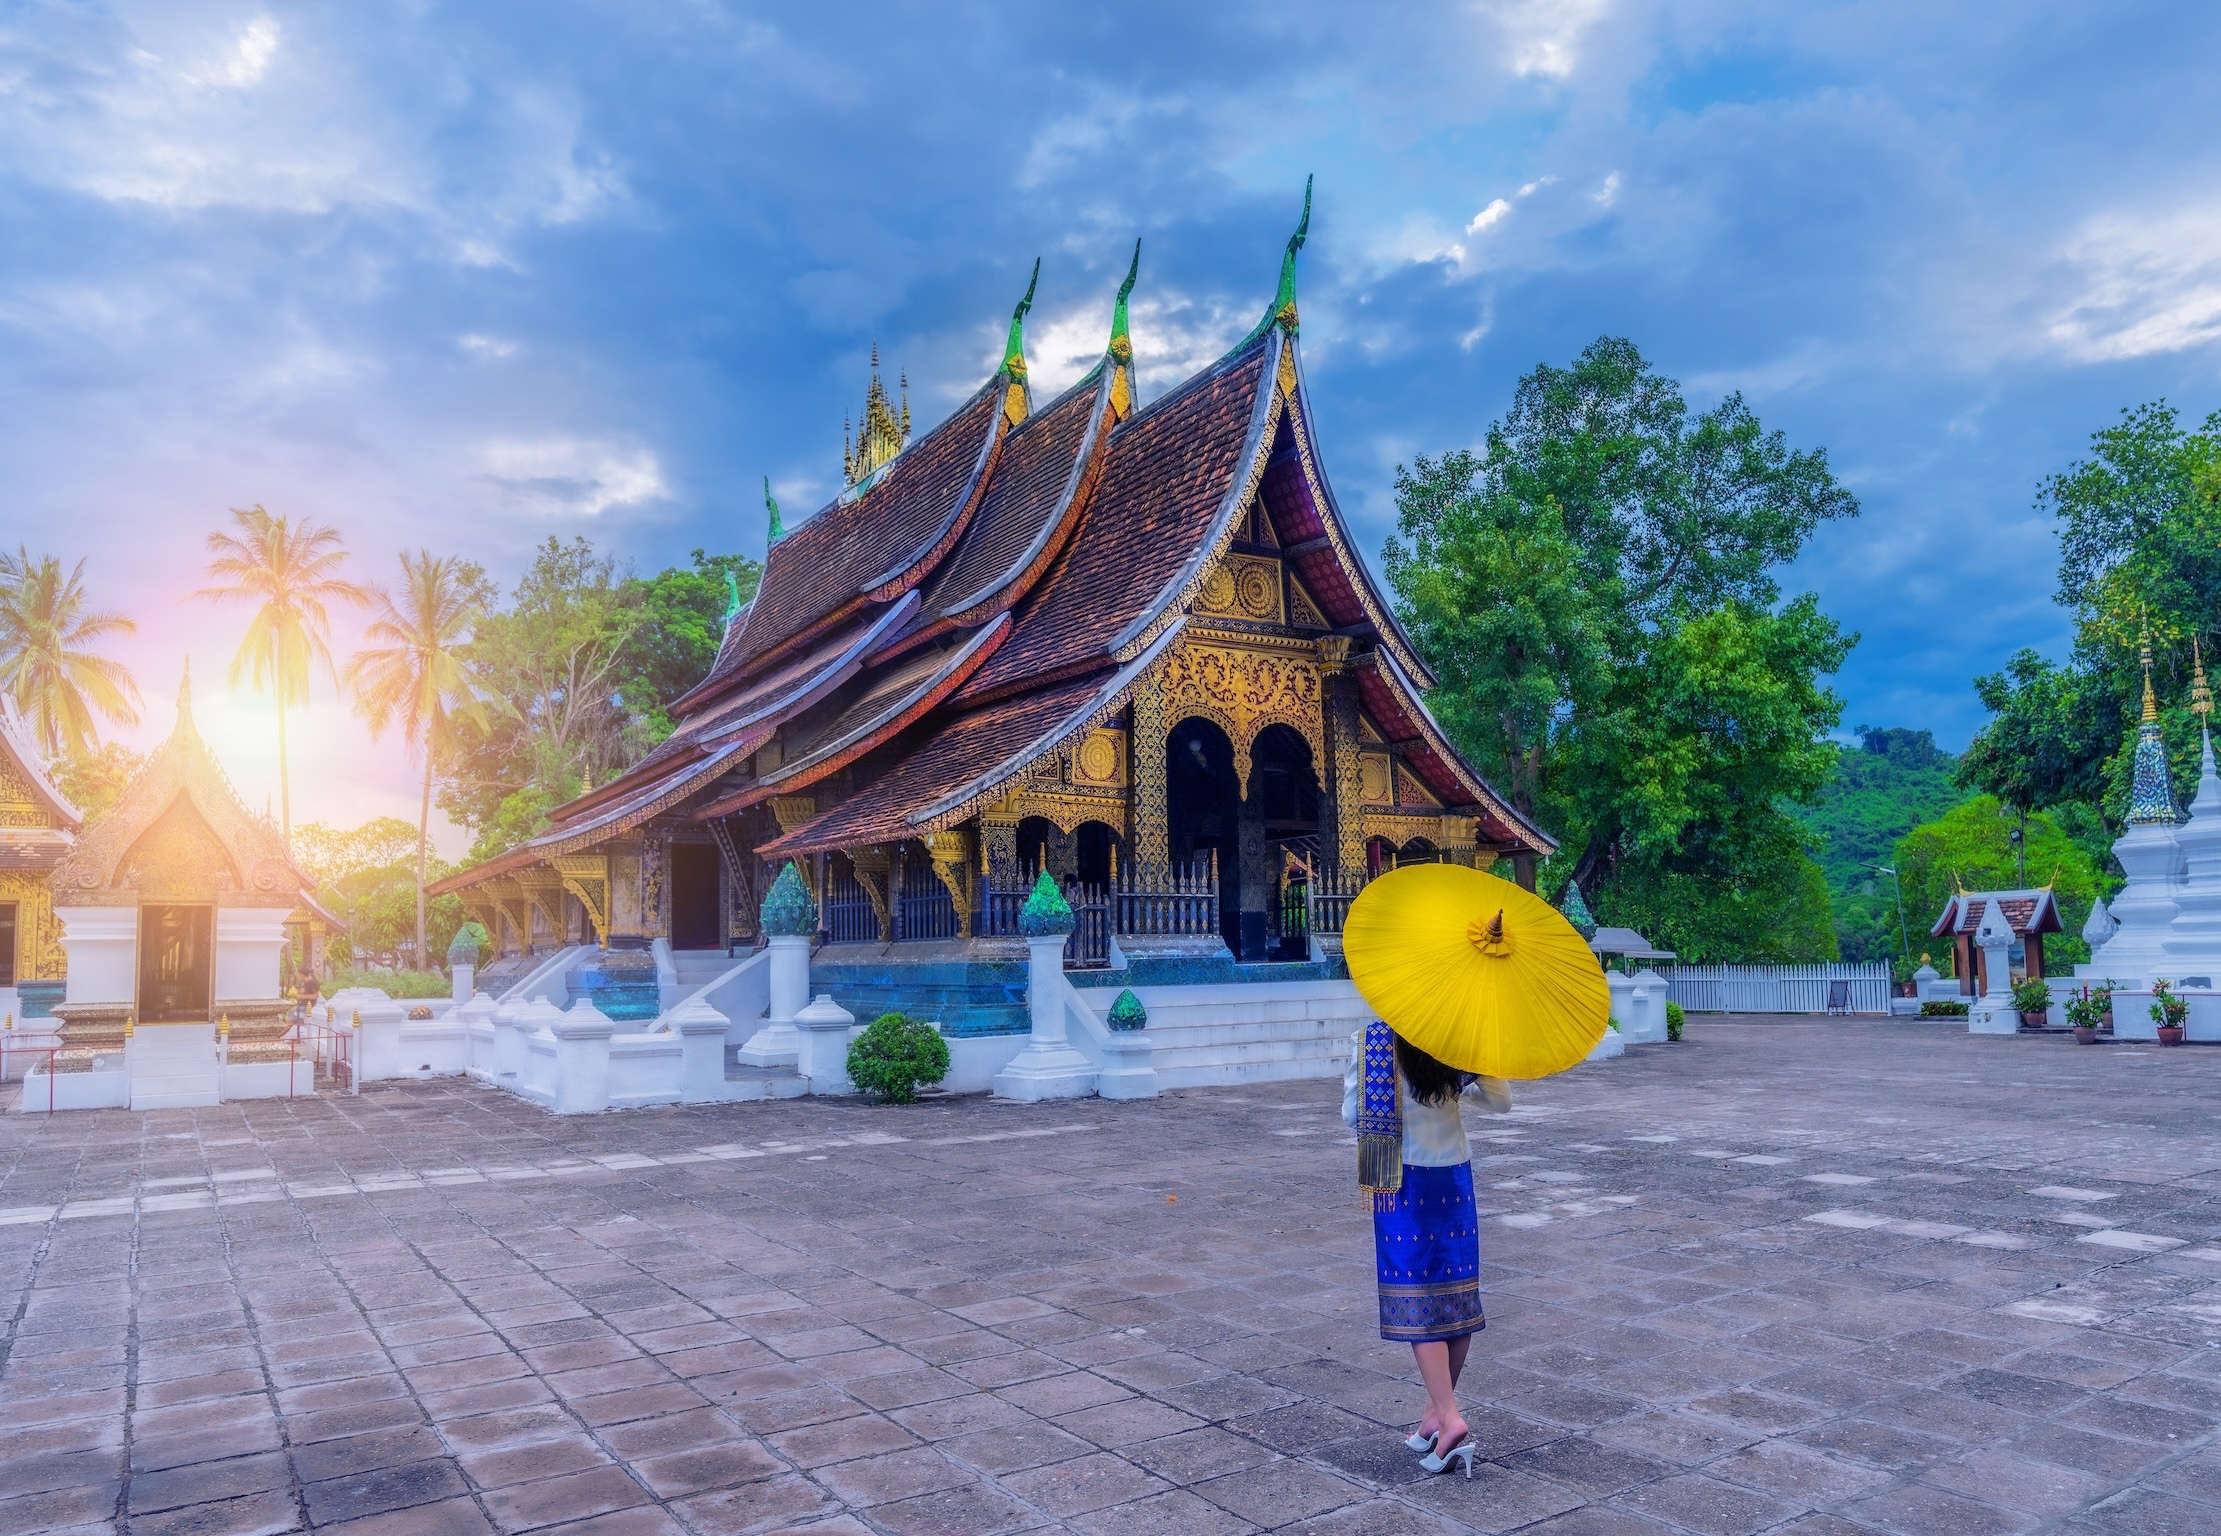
843,343,910,486
2142,625,2159,723
2195,636,2213,724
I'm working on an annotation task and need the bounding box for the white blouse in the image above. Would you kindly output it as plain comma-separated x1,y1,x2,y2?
1341,1027,1512,1167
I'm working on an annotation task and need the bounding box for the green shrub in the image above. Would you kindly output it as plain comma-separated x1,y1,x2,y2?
1665,1001,1684,1042
847,1012,951,1104
1920,999,1970,1017
326,964,451,999
2011,977,2052,1015
2064,985,2111,1031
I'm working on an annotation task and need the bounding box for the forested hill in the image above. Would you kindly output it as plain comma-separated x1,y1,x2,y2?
1798,728,1970,962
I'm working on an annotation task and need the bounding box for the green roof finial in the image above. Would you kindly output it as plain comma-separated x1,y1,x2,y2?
721,567,743,625
1231,176,1313,353
1109,239,1140,364
1003,257,1040,379
1273,174,1313,325
764,475,785,544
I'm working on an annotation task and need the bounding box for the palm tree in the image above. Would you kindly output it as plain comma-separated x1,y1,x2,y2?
0,549,141,755
193,506,368,839
343,552,488,969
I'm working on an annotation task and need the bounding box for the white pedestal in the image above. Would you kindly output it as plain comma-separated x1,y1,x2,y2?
550,1000,615,1114
795,993,857,1095
129,1022,220,1109
736,935,807,1068
994,937,1097,1101
669,997,730,1103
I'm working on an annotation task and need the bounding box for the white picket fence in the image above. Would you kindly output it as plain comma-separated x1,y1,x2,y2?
1661,962,1892,1015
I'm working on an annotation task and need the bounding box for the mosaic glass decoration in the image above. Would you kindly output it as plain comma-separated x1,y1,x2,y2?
760,860,820,936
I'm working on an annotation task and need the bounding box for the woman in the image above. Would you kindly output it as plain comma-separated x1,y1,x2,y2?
1342,1018,1510,1477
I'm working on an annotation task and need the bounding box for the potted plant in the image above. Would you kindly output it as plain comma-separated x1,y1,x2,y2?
2065,985,2109,1045
2012,977,2052,1030
2152,980,2189,1046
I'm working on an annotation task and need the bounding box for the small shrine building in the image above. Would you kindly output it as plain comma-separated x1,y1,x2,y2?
51,671,326,1043
0,706,81,1021
1930,887,2065,995
431,196,1549,985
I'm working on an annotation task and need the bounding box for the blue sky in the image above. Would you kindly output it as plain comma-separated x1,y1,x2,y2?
4,1,2219,838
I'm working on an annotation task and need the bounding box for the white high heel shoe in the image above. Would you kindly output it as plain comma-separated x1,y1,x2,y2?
1405,1429,1437,1453
1420,1433,1477,1477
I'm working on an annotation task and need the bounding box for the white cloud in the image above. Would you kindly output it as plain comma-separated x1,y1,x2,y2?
1593,170,1621,207
477,437,668,517
2045,205,2221,362
186,14,280,89
459,334,518,359
1466,197,1512,234
1479,0,1611,80
1021,293,1251,401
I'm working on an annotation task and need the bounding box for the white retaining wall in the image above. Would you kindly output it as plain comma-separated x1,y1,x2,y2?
1664,962,1891,1015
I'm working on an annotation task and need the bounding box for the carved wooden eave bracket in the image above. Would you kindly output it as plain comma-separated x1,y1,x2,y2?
548,854,611,947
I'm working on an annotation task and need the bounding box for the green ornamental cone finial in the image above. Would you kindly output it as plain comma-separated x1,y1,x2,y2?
764,475,785,544
759,860,819,937
721,567,744,625
1108,238,1140,364
1107,988,1147,1031
1018,868,1075,936
1004,257,1040,379
1559,878,1596,936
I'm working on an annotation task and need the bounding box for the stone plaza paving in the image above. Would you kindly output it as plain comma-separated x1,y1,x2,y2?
7,1021,2221,1535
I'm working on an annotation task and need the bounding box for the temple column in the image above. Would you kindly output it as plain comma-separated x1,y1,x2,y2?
1319,647,1364,874
1237,780,1273,960
1130,678,1169,866
980,806,1020,878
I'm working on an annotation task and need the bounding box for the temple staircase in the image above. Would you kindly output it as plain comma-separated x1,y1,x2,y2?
1110,980,1367,1089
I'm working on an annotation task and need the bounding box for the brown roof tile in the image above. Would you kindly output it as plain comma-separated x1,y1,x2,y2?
924,374,1100,618
960,341,1271,698
758,678,1102,856
687,380,1002,700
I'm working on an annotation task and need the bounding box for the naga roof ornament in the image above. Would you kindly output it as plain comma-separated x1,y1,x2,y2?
1232,174,1312,355
843,343,912,487
1000,258,1040,426
1108,239,1141,420
763,475,785,545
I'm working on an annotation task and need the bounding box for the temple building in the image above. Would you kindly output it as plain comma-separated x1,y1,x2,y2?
432,191,1549,998
0,706,81,1023
50,671,329,1046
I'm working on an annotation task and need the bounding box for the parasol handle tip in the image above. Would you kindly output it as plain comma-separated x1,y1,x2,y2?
1468,908,1514,957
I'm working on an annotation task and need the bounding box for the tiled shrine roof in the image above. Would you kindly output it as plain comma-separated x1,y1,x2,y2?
1931,888,2065,939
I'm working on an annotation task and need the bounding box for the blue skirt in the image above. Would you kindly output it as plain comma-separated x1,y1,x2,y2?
1373,1162,1485,1343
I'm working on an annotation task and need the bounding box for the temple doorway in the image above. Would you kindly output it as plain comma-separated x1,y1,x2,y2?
669,842,722,950
139,904,213,1023
1074,821,1121,887
1167,717,1243,955
1251,726,1322,961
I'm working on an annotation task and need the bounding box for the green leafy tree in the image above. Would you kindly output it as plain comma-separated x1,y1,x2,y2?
0,549,140,755
193,506,368,838
295,816,468,970
1894,795,2105,971
51,741,146,826
1796,729,1971,962
438,540,760,861
1962,404,2221,839
1386,337,1858,960
343,552,493,970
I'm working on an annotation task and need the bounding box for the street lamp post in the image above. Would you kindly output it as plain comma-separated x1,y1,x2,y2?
1873,864,1911,970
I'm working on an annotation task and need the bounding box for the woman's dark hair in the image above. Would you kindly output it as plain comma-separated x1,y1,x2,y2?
1395,1034,1467,1107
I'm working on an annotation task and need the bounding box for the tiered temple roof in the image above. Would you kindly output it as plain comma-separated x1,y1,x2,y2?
433,196,1550,927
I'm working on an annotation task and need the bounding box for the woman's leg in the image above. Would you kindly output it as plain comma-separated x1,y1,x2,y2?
1448,1331,1472,1388
1412,1341,1467,1449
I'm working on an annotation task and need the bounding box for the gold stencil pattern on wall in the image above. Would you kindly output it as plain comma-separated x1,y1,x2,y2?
1159,641,1324,795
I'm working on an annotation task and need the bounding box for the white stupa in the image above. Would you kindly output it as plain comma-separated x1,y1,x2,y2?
2163,643,2221,984
2082,644,2186,987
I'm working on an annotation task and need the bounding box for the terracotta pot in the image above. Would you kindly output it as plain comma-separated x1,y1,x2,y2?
2159,1023,2187,1046
2073,1025,2099,1045
2100,1010,2115,1030
2020,1011,2049,1028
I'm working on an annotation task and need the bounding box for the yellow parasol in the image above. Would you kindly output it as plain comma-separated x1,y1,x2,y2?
1343,864,1610,1079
